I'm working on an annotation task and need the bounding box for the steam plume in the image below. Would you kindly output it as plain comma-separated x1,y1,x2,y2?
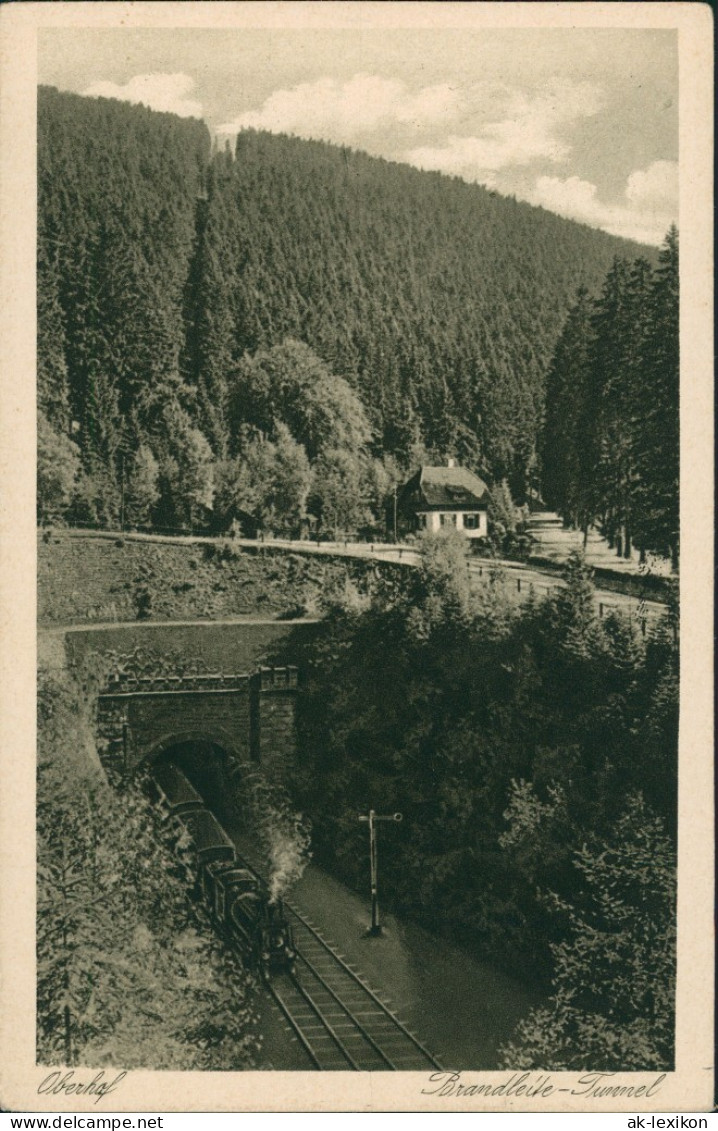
266,806,311,903
235,768,311,903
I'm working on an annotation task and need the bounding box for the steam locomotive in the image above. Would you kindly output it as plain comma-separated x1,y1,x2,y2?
151,761,297,979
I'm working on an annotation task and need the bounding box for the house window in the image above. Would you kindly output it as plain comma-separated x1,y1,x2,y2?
416,514,427,529
463,513,479,530
439,513,456,527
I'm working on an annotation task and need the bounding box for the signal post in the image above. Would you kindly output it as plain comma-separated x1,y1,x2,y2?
358,809,402,936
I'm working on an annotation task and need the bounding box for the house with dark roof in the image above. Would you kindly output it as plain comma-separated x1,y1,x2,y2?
397,460,489,540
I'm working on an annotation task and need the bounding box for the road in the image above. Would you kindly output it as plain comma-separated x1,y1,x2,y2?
59,527,670,629
526,510,674,576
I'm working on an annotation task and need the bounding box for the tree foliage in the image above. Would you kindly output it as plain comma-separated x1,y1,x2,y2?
308,447,373,538
38,86,655,529
37,413,81,523
285,549,677,1065
215,423,312,535
499,795,675,1071
125,443,160,528
541,230,678,566
228,339,372,461
37,667,260,1069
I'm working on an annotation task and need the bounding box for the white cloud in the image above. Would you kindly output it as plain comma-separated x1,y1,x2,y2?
83,73,202,119
530,160,678,245
219,74,602,187
217,73,462,139
407,129,560,184
405,78,601,181
626,160,678,210
532,174,601,216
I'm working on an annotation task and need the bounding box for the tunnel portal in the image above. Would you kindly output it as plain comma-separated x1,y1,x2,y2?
97,665,298,785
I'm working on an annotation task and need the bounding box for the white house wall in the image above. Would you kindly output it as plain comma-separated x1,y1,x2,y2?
418,511,487,538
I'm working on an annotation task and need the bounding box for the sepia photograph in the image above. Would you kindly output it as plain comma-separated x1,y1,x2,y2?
0,0,713,1116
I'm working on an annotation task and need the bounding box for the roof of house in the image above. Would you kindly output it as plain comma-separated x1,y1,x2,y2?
401,464,490,509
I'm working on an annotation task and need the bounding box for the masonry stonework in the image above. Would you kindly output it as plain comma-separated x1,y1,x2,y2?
98,666,298,781
252,666,299,781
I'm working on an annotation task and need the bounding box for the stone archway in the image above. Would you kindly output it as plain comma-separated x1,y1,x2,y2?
97,665,297,781
148,731,248,828
146,728,243,766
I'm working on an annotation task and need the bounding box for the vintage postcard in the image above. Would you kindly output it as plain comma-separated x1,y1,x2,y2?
0,0,713,1116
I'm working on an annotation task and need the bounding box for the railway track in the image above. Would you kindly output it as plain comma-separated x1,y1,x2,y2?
238,845,443,1071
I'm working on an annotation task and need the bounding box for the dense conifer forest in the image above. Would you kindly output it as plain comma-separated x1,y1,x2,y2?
36,83,680,1067
542,230,679,566
38,86,674,541
287,540,677,1069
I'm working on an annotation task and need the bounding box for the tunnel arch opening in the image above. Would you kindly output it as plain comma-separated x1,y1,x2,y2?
148,732,249,829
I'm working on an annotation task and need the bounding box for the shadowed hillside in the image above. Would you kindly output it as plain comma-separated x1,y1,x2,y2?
38,84,655,528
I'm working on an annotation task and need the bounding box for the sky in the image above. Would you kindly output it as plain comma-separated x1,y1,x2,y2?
39,25,678,246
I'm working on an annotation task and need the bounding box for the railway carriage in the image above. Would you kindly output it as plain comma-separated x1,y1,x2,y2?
150,763,296,979
177,808,236,868
151,761,205,818
202,861,259,922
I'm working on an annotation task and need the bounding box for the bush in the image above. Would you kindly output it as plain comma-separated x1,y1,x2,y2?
290,551,678,1009
134,584,152,620
37,667,260,1069
499,796,675,1071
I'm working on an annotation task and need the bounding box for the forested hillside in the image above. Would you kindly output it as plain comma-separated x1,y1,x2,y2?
542,229,679,567
288,540,677,1069
38,85,657,533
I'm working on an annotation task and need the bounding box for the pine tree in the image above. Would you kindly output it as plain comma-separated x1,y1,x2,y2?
125,444,161,528
181,187,235,456
542,233,678,568
155,403,214,530
588,257,653,556
541,287,594,531
37,247,71,433
633,227,679,566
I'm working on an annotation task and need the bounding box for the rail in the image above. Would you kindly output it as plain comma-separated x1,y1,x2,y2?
269,975,362,1071
235,844,443,1071
286,900,442,1069
292,946,395,1068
